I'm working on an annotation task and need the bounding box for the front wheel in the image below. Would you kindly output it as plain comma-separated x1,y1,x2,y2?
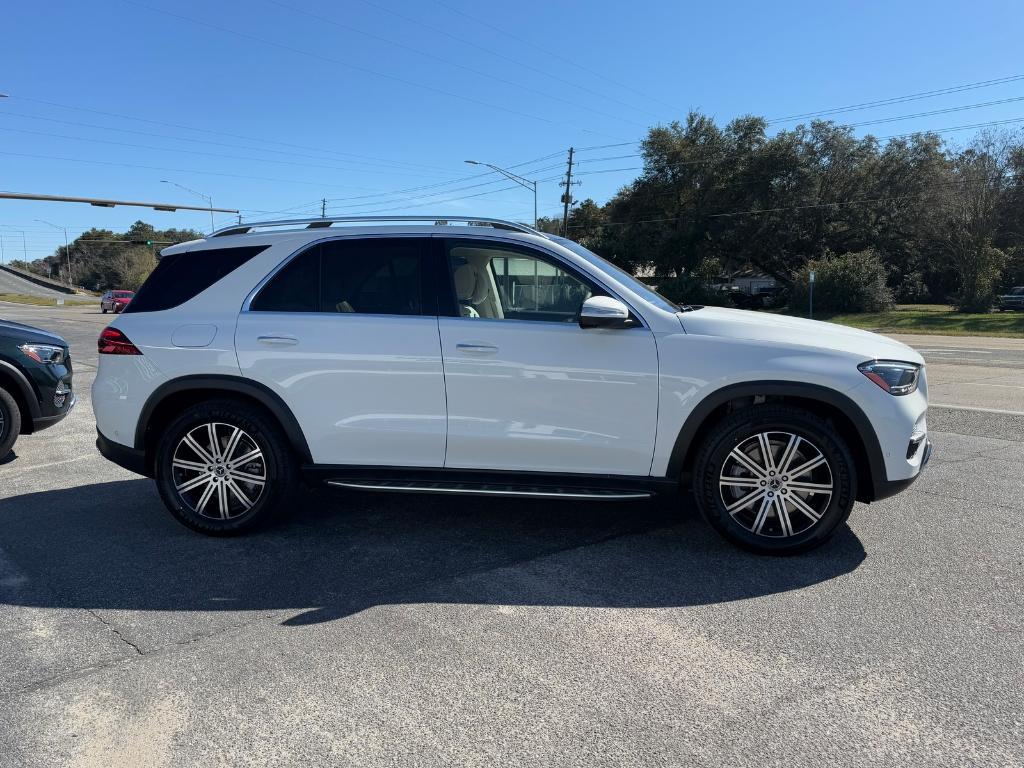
693,405,856,555
0,387,21,459
154,400,298,535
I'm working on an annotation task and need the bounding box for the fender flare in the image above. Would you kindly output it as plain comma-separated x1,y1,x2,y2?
135,374,313,464
0,358,41,420
664,380,886,500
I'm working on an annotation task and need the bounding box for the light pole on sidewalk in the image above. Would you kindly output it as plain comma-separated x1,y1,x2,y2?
35,219,71,285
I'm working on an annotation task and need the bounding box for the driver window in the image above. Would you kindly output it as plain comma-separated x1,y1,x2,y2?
448,244,592,322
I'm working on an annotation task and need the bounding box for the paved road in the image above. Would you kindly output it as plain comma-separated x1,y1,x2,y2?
0,266,76,300
1,306,1021,767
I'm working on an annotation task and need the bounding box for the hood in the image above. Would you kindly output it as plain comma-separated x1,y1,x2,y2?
677,307,923,364
0,318,68,346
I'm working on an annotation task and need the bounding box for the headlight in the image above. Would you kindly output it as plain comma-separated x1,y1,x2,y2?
19,343,65,365
858,360,921,396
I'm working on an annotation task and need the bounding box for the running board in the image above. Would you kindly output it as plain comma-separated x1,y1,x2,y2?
326,479,651,500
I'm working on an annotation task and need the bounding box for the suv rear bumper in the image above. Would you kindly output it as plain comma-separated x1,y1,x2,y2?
96,429,149,476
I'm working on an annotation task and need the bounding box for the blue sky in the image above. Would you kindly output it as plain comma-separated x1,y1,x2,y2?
2,0,1022,261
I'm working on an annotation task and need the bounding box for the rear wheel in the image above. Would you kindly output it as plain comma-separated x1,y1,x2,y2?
154,400,297,534
0,387,21,459
693,405,856,555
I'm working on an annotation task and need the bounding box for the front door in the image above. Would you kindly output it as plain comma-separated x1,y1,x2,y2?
235,237,447,467
438,239,659,476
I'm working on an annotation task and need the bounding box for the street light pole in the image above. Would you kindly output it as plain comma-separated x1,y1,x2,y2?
35,219,71,285
161,180,215,233
464,160,538,228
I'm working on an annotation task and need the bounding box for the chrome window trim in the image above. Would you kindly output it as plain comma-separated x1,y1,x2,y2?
239,230,650,329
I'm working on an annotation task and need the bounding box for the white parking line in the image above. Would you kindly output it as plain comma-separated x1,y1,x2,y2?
3,454,95,475
932,403,1024,416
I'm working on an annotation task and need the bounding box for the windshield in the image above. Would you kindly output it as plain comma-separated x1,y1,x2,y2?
548,236,683,313
114,291,135,298
1010,287,1024,296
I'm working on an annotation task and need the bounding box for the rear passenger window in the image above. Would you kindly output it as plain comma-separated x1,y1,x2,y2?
125,245,268,313
249,247,320,313
250,238,432,315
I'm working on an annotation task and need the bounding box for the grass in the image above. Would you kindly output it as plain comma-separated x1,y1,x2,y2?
802,304,1024,338
0,293,98,307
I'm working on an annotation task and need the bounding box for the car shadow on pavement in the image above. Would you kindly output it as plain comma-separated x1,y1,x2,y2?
0,479,865,624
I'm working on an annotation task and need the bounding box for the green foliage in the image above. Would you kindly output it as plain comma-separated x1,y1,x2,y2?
790,250,893,313
554,116,1023,313
951,244,1006,312
652,274,732,307
19,220,202,292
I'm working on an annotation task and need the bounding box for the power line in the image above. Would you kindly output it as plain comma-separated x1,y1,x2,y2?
0,110,466,176
429,0,680,115
121,0,626,140
263,0,646,129
0,150,394,190
0,125,472,180
570,174,1020,228
11,99,460,173
767,73,1024,123
321,155,566,205
356,0,664,121
845,96,1024,129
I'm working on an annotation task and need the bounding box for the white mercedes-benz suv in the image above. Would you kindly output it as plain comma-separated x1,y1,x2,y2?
93,216,931,554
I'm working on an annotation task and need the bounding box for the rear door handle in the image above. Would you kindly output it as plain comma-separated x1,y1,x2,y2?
257,335,299,346
455,342,498,354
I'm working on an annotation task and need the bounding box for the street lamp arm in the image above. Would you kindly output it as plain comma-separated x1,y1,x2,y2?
479,163,536,191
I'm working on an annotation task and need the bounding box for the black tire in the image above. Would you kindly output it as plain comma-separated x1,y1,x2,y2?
101,306,108,314
154,399,298,535
692,404,856,555
0,387,21,459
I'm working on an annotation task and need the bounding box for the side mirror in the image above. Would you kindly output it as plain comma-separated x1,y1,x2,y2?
579,295,633,329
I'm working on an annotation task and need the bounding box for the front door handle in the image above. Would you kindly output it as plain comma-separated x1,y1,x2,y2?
455,342,498,354
257,335,299,346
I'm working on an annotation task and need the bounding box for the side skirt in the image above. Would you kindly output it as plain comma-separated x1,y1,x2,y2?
303,465,679,500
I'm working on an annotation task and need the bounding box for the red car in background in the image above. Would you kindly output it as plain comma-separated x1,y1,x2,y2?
100,290,135,314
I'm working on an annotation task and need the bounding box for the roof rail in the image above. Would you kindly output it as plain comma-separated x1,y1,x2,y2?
210,215,547,239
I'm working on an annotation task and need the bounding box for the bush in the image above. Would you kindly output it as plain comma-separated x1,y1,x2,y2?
894,271,932,304
790,249,893,313
952,244,1005,312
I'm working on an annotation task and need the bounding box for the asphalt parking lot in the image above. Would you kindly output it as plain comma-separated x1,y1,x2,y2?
1,304,1022,767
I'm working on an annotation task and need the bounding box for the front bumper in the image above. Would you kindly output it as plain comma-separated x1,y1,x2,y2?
96,429,149,476
873,438,932,501
30,392,76,432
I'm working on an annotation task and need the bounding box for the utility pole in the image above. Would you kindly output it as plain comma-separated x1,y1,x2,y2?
560,147,575,237
321,198,327,218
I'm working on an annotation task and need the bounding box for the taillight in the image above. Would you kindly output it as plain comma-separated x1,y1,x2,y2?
98,327,142,355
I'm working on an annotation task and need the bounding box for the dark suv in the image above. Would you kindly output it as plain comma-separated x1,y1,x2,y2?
998,286,1024,311
0,319,75,458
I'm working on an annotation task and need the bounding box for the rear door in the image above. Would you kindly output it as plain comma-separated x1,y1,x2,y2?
235,236,447,467
437,238,659,476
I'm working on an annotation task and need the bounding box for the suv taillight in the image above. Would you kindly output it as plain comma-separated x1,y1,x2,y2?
98,327,142,355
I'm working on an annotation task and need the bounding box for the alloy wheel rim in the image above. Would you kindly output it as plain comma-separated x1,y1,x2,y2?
171,422,267,520
719,431,833,538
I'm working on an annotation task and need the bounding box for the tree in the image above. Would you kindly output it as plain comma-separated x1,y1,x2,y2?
930,134,1014,311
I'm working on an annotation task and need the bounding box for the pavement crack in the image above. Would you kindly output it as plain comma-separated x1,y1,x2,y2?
86,609,144,656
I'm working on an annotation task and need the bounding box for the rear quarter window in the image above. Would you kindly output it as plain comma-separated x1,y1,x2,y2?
124,245,269,313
